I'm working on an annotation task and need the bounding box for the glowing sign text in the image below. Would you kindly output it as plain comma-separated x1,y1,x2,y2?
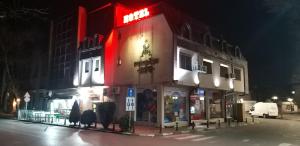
123,8,150,24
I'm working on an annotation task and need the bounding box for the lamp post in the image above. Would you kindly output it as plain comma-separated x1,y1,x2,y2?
16,98,20,119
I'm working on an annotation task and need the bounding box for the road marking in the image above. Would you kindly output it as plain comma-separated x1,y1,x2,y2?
192,136,215,142
163,133,191,138
278,143,293,146
175,135,203,140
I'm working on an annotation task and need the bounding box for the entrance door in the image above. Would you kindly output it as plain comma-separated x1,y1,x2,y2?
136,89,157,123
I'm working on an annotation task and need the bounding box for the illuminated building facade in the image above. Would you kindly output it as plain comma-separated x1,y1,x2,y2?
48,2,249,127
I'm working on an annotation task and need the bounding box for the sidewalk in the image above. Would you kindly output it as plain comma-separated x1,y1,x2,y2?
6,115,260,137
0,112,16,119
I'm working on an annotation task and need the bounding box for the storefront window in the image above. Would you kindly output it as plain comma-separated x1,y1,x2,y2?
164,92,187,123
210,92,222,118
190,95,205,120
137,89,157,123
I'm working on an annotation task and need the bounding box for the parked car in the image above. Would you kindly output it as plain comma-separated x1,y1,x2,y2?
249,102,278,118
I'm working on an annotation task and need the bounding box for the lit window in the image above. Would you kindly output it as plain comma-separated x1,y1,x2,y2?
85,62,89,73
220,64,228,78
234,68,241,80
179,52,192,71
203,59,213,74
95,60,99,71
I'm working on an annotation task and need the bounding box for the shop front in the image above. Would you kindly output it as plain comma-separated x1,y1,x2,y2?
163,86,189,127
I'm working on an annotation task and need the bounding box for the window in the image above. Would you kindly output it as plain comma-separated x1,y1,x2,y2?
203,60,212,74
85,62,89,73
95,60,99,71
220,65,228,78
180,52,192,71
234,68,241,80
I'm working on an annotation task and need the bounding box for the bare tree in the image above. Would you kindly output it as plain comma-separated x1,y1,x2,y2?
0,0,48,112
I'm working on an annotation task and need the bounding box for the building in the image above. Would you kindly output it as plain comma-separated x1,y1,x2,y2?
47,2,249,127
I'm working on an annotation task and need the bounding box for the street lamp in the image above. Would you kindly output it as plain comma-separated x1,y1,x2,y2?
16,98,20,119
287,98,293,102
272,96,278,101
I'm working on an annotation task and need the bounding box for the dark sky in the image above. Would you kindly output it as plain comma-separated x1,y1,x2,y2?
23,0,299,100
166,0,298,99
117,0,300,99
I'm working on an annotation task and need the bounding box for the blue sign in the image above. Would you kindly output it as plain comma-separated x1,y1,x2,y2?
127,88,135,97
197,88,205,96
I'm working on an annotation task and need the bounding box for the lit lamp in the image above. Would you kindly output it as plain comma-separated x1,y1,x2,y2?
272,96,278,100
16,98,21,110
287,98,293,102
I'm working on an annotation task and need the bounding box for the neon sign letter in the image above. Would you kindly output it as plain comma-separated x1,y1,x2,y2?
123,8,150,24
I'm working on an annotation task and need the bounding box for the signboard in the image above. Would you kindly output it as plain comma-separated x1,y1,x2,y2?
123,8,150,24
127,88,135,97
126,97,135,111
24,92,30,103
194,88,205,97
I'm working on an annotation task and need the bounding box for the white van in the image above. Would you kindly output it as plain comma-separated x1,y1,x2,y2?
249,102,278,118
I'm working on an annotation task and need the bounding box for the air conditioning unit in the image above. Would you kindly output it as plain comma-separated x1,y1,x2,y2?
230,73,236,79
112,87,120,95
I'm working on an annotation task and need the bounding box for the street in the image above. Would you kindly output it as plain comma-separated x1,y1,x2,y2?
0,118,300,146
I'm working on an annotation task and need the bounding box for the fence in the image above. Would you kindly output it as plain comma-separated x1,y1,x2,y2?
18,109,71,126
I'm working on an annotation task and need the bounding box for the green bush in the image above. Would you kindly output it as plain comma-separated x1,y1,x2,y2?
96,102,116,129
69,101,80,125
119,114,134,132
80,110,96,128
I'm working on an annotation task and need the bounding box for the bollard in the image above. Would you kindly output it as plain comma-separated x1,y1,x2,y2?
191,122,195,130
159,124,162,134
218,120,221,128
51,117,53,124
113,122,115,131
132,122,135,133
175,122,179,131
252,116,254,123
64,118,66,126
207,120,209,128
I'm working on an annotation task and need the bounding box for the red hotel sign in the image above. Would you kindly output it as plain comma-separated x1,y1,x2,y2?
123,8,150,24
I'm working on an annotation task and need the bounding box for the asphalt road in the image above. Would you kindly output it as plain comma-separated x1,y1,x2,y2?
0,118,300,146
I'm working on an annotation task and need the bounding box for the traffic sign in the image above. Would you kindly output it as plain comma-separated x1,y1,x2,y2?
127,88,135,97
24,92,30,103
126,97,135,111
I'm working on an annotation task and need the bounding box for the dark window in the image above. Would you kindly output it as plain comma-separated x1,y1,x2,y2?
180,52,192,71
220,65,228,78
85,62,89,73
234,68,241,80
203,61,212,74
95,60,99,71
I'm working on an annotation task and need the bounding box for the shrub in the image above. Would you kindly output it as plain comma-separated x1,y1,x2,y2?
119,114,134,132
96,102,116,129
80,110,96,128
69,101,80,125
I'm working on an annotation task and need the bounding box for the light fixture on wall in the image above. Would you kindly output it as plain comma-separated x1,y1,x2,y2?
214,77,220,87
117,56,122,65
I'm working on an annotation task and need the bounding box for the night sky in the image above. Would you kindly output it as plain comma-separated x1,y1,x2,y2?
8,0,300,100
167,0,298,100
115,0,300,100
